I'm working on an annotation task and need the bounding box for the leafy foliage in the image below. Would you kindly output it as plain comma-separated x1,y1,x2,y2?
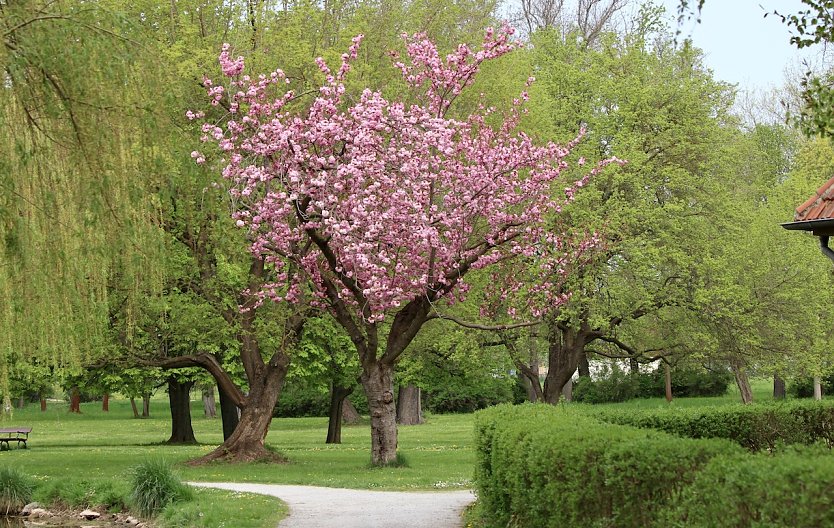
592,400,834,451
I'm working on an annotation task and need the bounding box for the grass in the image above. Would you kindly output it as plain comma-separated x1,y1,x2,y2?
5,400,474,490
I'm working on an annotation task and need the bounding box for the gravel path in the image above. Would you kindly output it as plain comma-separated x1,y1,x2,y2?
191,482,475,528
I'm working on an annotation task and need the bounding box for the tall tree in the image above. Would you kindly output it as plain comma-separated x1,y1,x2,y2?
197,27,610,465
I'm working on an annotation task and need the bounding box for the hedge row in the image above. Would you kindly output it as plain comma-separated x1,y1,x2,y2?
658,448,834,527
474,404,834,528
473,404,741,528
591,400,834,451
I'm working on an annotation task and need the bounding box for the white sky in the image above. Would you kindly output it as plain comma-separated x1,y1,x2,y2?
660,0,823,91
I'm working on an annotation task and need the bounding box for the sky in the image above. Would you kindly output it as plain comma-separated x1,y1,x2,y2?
660,0,823,92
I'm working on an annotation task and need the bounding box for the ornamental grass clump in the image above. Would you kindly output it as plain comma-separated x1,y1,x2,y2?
0,467,34,515
130,460,192,517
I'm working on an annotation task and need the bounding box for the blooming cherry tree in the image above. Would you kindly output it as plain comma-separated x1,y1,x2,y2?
198,27,614,465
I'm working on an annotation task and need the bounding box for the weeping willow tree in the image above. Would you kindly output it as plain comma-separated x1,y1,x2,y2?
0,0,168,403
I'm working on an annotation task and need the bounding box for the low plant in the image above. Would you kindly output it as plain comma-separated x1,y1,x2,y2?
34,477,128,511
0,467,34,514
130,460,193,517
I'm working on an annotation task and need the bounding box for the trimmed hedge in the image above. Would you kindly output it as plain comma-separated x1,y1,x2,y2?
592,400,834,451
474,404,742,528
658,449,834,527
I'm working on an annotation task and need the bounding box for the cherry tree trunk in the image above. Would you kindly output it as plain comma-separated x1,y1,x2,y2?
69,387,81,413
773,374,786,400
543,331,585,404
40,397,46,412
361,362,398,466
102,393,109,412
218,385,240,441
396,384,423,425
326,385,353,444
130,397,140,418
192,364,288,464
167,379,196,444
730,359,753,404
342,397,361,424
202,387,217,418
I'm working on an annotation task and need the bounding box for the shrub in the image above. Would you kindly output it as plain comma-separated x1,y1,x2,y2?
474,404,741,528
572,365,731,404
0,467,33,514
573,364,641,403
658,451,834,527
130,460,192,517
593,400,834,451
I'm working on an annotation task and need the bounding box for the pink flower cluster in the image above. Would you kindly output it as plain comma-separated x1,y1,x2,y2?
197,28,620,322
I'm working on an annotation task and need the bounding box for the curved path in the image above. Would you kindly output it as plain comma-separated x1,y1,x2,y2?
191,482,475,528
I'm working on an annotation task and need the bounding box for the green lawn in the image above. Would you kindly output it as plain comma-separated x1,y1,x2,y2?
5,399,474,490
2,398,474,527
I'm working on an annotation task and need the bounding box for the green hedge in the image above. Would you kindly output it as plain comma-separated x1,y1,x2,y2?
474,404,741,528
592,400,834,451
658,449,834,527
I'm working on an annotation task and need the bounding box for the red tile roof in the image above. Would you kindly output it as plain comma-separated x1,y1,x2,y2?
796,176,834,221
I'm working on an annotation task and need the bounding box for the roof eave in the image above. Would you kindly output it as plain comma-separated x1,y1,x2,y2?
781,218,834,236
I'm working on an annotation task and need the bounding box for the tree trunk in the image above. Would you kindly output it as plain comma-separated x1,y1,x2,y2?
326,385,353,444
361,361,398,466
102,393,109,412
202,386,217,418
142,394,151,418
218,384,240,441
191,362,289,464
130,397,140,418
814,376,823,400
167,379,197,444
342,397,361,424
40,397,46,412
664,362,673,402
629,357,640,374
578,353,591,378
773,374,786,400
16,397,25,409
543,325,587,404
730,359,753,404
561,378,573,402
69,387,81,413
396,384,424,425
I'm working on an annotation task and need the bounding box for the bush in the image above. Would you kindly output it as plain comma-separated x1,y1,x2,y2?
473,404,741,528
130,460,192,517
424,373,514,414
573,364,641,403
35,477,128,511
0,467,33,514
573,365,731,404
658,451,834,527
592,400,834,451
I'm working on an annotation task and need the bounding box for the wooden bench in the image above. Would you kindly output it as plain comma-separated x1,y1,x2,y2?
0,428,31,450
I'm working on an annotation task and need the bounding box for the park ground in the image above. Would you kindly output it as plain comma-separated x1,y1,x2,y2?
2,378,782,527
